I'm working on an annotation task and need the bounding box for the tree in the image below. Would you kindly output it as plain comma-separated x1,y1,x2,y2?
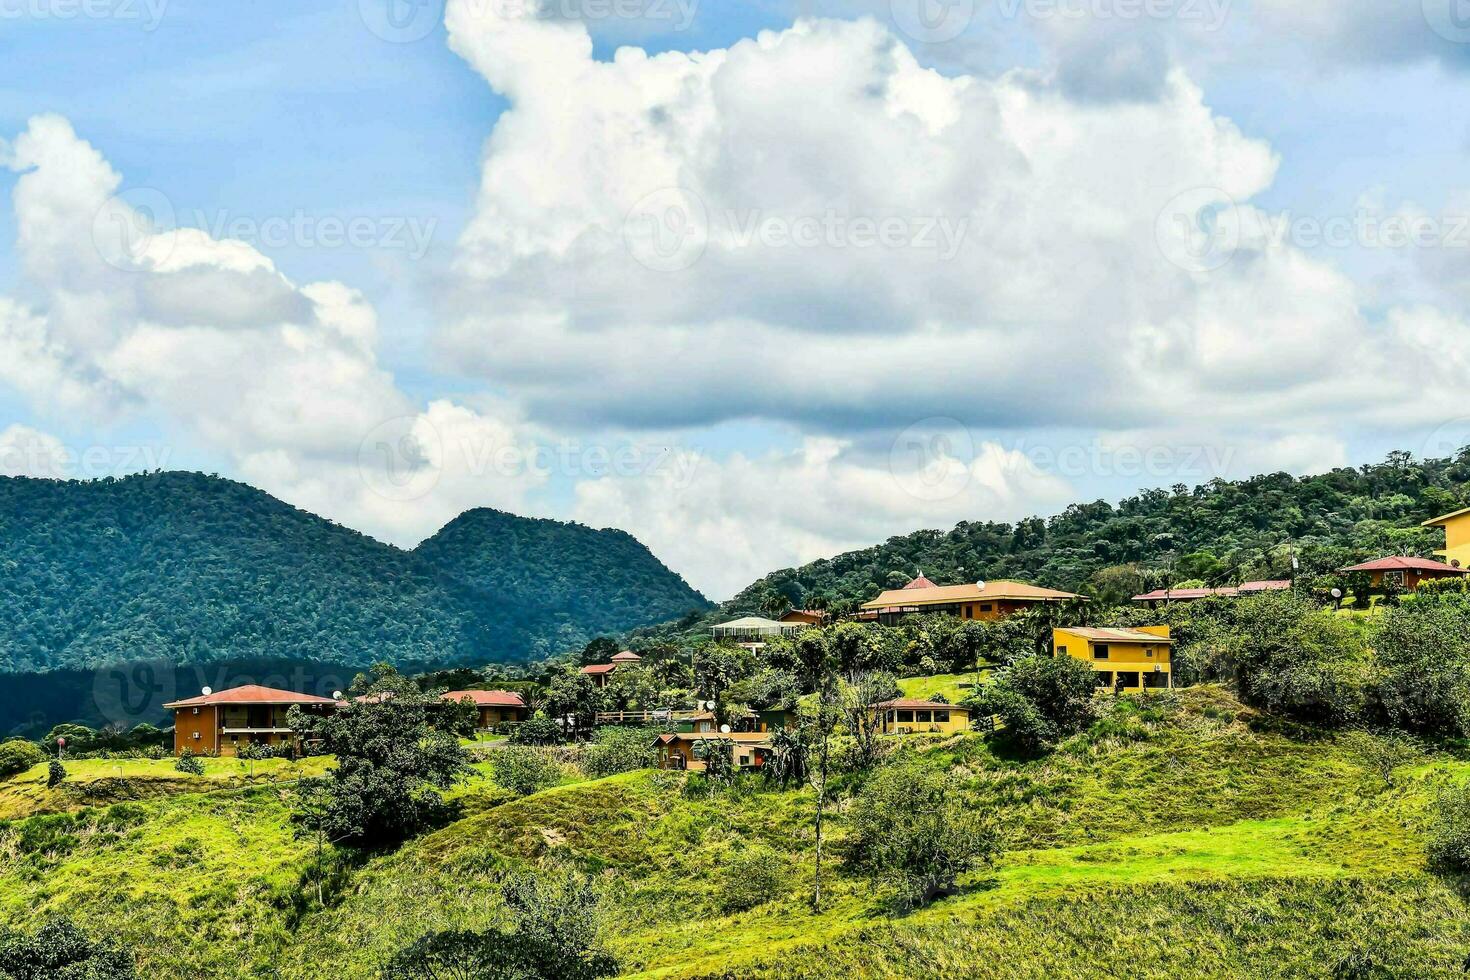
1427,781,1470,879
509,715,565,746
0,919,137,979
792,630,840,910
760,590,790,620
692,738,736,794
841,671,899,772
543,672,605,739
580,726,658,779
763,726,809,787
1371,591,1470,737
173,750,205,775
290,668,470,848
716,845,792,913
579,636,621,666
691,644,753,727
384,869,617,980
1343,730,1420,789
848,758,1000,909
46,759,66,788
967,655,1098,755
0,740,44,780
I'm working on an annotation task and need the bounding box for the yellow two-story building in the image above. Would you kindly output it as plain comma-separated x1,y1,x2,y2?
1424,507,1470,570
1053,626,1173,690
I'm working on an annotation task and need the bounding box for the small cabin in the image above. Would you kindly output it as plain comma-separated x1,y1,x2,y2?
1054,626,1173,690
873,698,970,734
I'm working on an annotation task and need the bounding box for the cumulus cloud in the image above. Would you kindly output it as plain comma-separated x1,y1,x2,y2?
439,3,1469,438
0,114,544,548
0,424,71,479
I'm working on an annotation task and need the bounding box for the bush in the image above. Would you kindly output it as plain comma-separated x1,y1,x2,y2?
1371,592,1470,737
509,715,565,746
967,654,1097,754
46,759,66,788
716,844,791,913
174,750,206,775
1426,781,1470,878
384,869,616,980
580,726,658,779
0,740,45,780
847,757,1000,908
1223,593,1370,726
491,746,564,797
0,917,137,979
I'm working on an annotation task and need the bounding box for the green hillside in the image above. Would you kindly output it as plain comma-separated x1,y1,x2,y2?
4,688,1469,978
677,448,1470,630
0,472,709,675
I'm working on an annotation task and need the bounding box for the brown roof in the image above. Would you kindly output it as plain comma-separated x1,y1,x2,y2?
609,650,642,662
1058,627,1173,644
1341,556,1469,574
442,690,526,708
164,684,336,709
1424,507,1470,527
862,580,1082,611
875,698,968,711
902,573,938,590
579,663,619,674
653,732,773,744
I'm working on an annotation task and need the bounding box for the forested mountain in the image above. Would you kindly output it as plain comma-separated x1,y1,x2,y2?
673,448,1470,629
0,472,709,674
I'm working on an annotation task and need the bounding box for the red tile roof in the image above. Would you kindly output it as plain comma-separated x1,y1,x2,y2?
1132,580,1292,601
164,684,336,709
1340,556,1469,574
1237,580,1292,592
902,573,938,590
442,690,526,708
579,663,618,675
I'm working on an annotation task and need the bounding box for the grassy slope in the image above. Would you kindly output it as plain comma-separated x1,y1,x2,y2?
0,756,333,820
5,688,1470,978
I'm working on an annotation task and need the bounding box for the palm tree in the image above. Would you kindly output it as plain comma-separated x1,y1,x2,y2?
806,592,831,625
760,590,790,621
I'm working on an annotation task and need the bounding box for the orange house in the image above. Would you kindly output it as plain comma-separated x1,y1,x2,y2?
165,685,336,757
441,690,528,729
859,575,1083,624
1339,556,1470,592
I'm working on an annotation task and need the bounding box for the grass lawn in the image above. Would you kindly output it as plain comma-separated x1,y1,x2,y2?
897,671,988,703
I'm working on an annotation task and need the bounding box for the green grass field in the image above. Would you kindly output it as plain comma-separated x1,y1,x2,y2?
4,686,1469,978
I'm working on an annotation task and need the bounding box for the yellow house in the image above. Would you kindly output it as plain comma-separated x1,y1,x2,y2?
874,698,970,734
1053,626,1172,691
1423,507,1470,570
859,576,1083,625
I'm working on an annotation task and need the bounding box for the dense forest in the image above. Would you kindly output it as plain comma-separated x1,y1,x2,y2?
0,472,710,676
650,447,1470,634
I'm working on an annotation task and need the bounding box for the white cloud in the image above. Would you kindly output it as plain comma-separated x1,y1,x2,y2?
0,424,70,479
573,435,1074,598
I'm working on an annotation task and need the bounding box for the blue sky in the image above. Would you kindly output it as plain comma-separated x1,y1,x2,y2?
3,0,1470,597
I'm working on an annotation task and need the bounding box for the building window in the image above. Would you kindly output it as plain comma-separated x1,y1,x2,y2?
897,710,914,723
1093,644,1110,660
1094,671,1113,688
1116,671,1140,688
1057,645,1068,655
1146,647,1154,657
963,606,973,619
915,711,932,723
1384,570,1406,586
980,603,993,612
934,710,949,723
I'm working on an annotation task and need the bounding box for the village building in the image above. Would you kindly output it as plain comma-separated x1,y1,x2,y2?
859,575,1082,624
1424,507,1470,569
165,684,336,757
710,616,808,650
579,662,620,688
1131,580,1291,606
652,732,773,771
1053,626,1173,690
779,609,825,626
1339,556,1470,592
441,690,528,730
873,698,970,734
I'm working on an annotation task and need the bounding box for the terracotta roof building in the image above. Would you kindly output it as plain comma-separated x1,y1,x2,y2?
1131,580,1292,605
441,690,529,729
860,579,1082,624
1340,556,1469,592
164,685,336,757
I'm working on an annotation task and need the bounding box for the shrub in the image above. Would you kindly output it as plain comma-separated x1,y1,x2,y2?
0,740,45,780
0,917,137,979
967,654,1097,754
580,726,657,779
848,757,999,909
46,759,66,788
716,844,791,913
174,750,206,775
1371,592,1470,737
491,746,564,797
1223,593,1370,725
1427,781,1470,878
509,715,565,746
384,868,616,980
